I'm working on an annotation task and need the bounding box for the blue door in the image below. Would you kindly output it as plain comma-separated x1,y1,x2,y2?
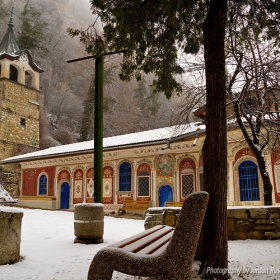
61,182,70,209
159,185,173,207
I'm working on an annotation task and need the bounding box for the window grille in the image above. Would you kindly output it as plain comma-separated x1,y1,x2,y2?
39,175,47,195
182,174,194,197
138,177,149,196
119,162,131,191
238,161,260,201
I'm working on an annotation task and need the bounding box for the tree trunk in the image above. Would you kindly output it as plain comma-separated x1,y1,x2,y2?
232,103,273,206
201,0,228,279
256,154,273,205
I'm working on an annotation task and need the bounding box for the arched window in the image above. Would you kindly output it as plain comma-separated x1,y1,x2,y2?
9,65,18,82
238,161,260,201
179,159,196,198
39,175,47,195
137,164,150,197
25,71,32,86
119,162,131,191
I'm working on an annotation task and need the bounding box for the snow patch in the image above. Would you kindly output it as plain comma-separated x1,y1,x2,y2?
0,184,17,202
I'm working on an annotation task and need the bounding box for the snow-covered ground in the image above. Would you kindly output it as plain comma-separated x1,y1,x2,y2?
0,206,279,280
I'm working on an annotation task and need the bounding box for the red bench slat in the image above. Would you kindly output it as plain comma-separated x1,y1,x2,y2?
136,230,174,254
111,225,165,248
121,226,174,253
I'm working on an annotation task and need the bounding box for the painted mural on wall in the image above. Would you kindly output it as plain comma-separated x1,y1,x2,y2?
22,167,55,196
74,169,83,204
86,168,94,203
272,152,280,203
103,166,113,204
157,154,173,176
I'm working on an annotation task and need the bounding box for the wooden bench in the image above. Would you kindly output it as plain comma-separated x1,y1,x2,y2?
88,191,209,280
117,199,150,217
165,201,183,207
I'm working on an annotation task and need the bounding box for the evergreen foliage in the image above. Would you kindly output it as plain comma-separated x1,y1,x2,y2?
68,0,206,99
18,3,46,51
133,78,160,118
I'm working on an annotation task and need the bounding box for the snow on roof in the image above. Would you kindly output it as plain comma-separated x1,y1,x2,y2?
1,122,205,164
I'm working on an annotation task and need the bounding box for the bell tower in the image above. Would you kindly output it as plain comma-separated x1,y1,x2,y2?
0,10,43,197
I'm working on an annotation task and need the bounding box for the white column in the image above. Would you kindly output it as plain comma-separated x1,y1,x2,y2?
152,171,157,207
54,177,58,209
114,174,117,204
70,177,74,207
83,175,87,203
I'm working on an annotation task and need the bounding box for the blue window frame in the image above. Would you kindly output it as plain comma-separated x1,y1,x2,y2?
119,162,131,191
39,175,47,195
238,161,260,201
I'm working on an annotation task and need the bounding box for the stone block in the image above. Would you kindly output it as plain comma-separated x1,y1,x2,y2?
255,219,276,230
236,220,253,232
264,232,280,240
164,209,179,227
269,213,280,219
144,213,165,230
165,215,175,227
145,213,164,222
249,208,267,219
146,208,165,214
248,231,261,240
0,207,23,265
227,219,234,231
267,207,280,214
74,203,104,244
234,231,247,240
227,209,248,219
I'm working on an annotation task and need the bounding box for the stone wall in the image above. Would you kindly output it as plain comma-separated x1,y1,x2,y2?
144,206,280,240
227,207,280,240
0,79,40,155
0,79,40,198
0,206,23,265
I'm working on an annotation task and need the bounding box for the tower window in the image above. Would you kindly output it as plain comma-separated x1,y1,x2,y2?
9,65,18,82
20,117,26,127
25,71,32,86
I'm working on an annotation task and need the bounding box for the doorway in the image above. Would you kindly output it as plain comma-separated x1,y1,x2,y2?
158,185,173,207
60,182,70,209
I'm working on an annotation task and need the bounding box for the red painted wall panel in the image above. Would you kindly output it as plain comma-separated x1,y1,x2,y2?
22,167,55,196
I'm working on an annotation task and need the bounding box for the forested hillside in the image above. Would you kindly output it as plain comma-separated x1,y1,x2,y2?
0,0,181,150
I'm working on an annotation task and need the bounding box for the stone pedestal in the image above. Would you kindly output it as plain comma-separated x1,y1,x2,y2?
0,207,23,265
74,203,104,244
